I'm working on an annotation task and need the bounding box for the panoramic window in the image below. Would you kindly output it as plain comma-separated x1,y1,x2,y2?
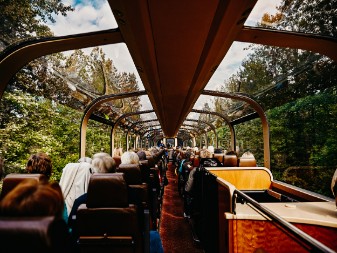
195,0,337,197
0,0,117,54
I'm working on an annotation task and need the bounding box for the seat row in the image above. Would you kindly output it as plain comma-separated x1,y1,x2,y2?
0,153,167,253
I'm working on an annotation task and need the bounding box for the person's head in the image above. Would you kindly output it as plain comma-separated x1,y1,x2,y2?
121,151,139,165
0,180,64,218
92,152,116,173
25,153,52,179
214,148,223,154
226,150,237,156
137,150,147,161
200,149,212,158
241,151,255,159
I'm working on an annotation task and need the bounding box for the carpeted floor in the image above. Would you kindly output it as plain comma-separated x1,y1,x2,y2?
159,162,204,253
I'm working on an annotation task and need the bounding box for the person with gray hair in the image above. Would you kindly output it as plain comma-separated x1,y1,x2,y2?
60,152,116,217
92,152,116,173
67,153,116,238
121,151,139,165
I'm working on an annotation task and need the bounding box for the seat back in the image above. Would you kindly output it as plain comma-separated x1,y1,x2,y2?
117,164,142,185
213,153,224,163
146,156,156,168
0,216,69,253
117,164,148,207
139,160,151,183
76,173,144,253
239,157,257,167
0,173,47,200
223,155,238,167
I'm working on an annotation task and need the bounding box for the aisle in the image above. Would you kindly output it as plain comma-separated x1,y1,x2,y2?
159,162,204,253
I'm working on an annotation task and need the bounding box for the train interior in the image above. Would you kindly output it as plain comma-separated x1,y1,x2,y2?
0,0,337,252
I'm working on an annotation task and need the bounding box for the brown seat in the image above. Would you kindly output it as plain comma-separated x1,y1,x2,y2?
117,164,148,208
139,160,151,183
213,153,224,163
239,157,257,167
0,216,69,253
76,173,146,253
146,156,156,168
117,164,142,185
0,173,47,200
223,155,238,167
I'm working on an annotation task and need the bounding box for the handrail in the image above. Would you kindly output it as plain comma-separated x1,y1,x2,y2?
233,190,335,253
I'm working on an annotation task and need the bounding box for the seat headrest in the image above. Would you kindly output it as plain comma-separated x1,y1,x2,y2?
86,173,128,208
117,164,142,185
146,156,156,167
223,155,238,167
239,158,257,167
0,216,68,252
213,153,224,163
139,160,149,166
0,174,48,200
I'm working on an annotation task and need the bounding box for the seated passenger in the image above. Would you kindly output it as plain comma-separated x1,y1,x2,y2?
184,149,212,218
0,179,70,252
214,148,223,154
77,157,92,163
0,180,64,218
239,151,257,167
67,153,116,241
121,151,140,165
25,152,52,180
59,157,94,217
137,150,147,161
199,148,212,160
178,152,192,197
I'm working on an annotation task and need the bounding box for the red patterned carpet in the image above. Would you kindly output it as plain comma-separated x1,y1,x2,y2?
159,163,204,253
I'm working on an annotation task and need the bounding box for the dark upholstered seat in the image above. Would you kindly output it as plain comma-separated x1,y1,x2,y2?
117,164,149,208
0,216,70,253
117,164,142,185
76,173,145,253
0,173,47,200
146,156,156,168
139,160,151,183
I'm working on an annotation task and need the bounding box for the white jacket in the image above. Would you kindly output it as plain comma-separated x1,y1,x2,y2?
59,162,93,216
